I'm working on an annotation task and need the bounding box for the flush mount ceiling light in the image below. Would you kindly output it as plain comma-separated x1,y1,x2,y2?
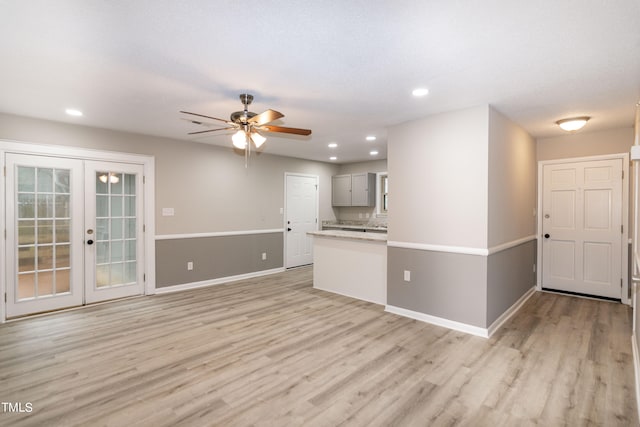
556,116,590,132
328,142,338,148
329,156,337,161
366,136,376,141
65,108,83,117
412,88,429,97
370,150,379,156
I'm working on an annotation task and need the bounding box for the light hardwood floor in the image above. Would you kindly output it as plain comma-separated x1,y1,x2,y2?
0,266,637,426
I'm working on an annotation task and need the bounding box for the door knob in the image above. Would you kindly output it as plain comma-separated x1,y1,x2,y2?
287,228,292,232
544,233,550,239
87,239,94,245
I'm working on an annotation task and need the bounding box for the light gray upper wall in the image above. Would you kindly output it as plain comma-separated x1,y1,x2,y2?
338,159,387,175
0,113,339,235
387,105,489,248
536,127,633,161
488,107,537,247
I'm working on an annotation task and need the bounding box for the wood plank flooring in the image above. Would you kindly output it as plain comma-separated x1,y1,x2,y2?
0,266,637,426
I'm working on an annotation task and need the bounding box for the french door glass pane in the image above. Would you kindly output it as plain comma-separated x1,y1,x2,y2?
95,171,137,288
16,166,73,300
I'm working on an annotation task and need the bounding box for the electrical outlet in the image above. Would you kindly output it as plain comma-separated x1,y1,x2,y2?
262,252,267,261
187,261,193,271
403,270,411,282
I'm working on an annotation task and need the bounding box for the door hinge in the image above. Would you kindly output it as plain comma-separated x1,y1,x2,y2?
621,278,623,288
3,166,6,177
622,170,624,179
143,224,146,233
621,225,624,234
143,273,146,282
143,175,146,184
4,293,6,303
315,184,318,190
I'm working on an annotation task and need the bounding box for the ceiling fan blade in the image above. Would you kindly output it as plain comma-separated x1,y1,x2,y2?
188,126,236,135
247,109,284,126
259,125,312,136
180,110,232,124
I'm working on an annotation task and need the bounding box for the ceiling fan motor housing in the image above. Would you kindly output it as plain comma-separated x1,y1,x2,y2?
230,110,257,124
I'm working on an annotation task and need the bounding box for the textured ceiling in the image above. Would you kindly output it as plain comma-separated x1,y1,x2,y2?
1,0,639,163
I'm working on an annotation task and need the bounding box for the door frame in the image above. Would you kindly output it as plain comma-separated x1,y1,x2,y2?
1,139,156,322
283,172,319,268
536,153,630,304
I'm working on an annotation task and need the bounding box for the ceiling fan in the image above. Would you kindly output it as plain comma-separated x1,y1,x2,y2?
180,94,312,151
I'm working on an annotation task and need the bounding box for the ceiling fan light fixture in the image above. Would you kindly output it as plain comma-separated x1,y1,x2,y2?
232,130,248,149
556,116,590,132
251,131,266,148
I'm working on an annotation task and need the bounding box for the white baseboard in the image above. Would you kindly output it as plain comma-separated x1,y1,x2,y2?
154,267,285,294
633,334,640,423
384,305,489,338
486,286,536,337
386,287,536,339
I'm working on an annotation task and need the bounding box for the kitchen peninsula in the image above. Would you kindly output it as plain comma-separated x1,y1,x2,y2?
307,230,387,305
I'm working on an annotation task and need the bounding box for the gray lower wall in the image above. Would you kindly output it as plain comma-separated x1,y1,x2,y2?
486,240,536,326
388,240,536,330
387,247,488,328
156,233,284,288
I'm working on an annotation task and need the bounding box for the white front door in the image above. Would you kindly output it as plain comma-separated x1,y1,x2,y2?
5,154,145,318
541,159,623,299
285,174,318,268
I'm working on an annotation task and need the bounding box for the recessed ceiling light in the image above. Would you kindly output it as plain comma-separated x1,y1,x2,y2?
329,156,337,161
366,136,376,141
412,88,429,97
370,150,379,156
328,143,338,148
65,108,83,117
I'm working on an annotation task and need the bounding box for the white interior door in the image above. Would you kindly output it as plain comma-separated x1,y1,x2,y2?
286,174,318,268
541,159,623,299
5,154,84,317
85,161,145,303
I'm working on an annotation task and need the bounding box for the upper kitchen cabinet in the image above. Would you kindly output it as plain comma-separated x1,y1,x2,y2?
331,174,352,206
332,173,376,207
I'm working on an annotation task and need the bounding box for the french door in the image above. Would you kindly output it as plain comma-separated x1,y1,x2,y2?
5,154,145,318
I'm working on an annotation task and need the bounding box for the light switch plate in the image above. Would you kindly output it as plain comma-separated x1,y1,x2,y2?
403,270,411,282
162,207,175,216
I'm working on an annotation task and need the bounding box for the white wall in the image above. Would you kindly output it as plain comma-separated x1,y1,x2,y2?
387,105,489,248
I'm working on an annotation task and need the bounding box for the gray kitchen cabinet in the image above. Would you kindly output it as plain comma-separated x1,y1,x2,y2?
332,173,376,207
331,174,352,206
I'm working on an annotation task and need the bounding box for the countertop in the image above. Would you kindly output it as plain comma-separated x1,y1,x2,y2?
321,221,387,232
307,229,387,242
